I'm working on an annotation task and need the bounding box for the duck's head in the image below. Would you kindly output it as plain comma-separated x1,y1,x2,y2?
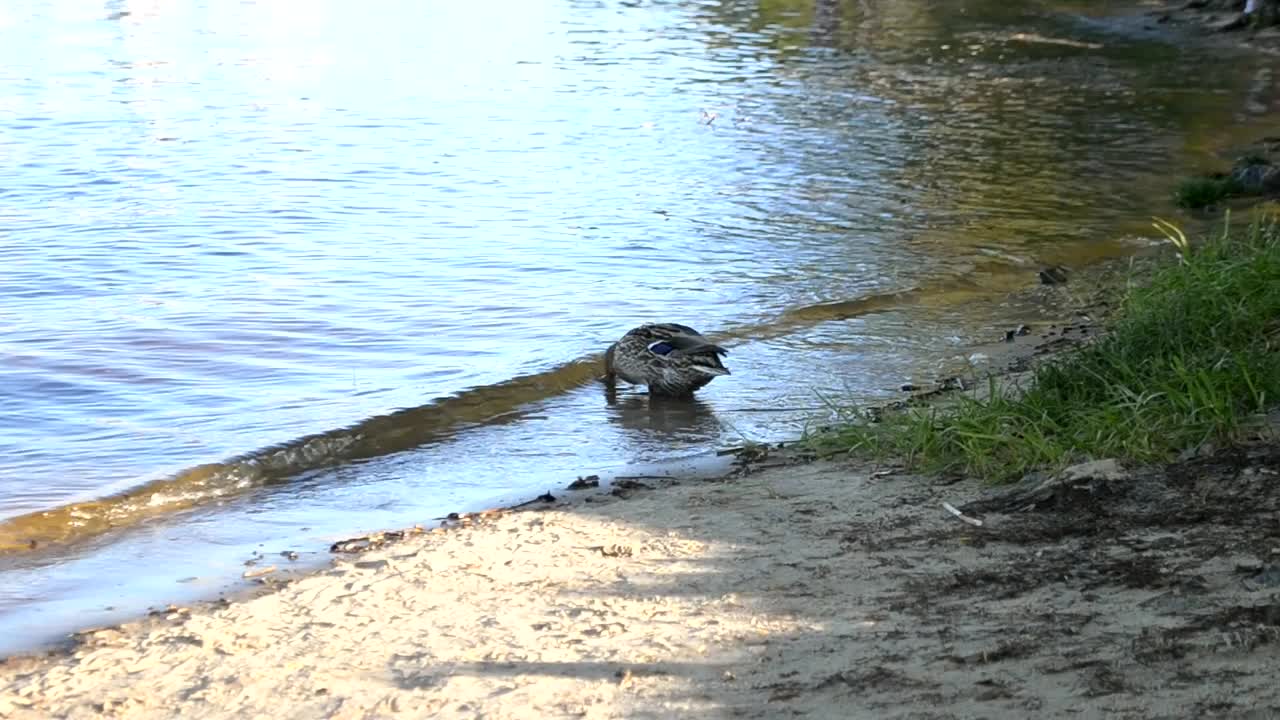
603,342,617,377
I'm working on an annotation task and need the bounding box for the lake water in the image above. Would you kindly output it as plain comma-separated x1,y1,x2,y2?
1,0,1276,653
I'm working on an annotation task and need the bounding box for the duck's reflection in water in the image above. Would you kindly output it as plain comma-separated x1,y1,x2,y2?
603,385,723,443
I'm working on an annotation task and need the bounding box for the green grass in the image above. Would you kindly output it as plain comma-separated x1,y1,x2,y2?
1173,175,1243,209
806,217,1280,482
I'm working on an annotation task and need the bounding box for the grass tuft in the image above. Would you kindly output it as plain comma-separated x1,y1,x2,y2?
807,217,1280,482
1173,175,1243,209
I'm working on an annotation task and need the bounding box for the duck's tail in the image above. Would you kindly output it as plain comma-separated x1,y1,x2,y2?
687,347,731,376
691,362,731,377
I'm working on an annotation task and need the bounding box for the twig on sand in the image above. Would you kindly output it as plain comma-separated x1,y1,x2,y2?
510,492,557,509
942,501,984,527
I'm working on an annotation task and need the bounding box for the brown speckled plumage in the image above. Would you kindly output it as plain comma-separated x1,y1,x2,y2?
603,323,730,397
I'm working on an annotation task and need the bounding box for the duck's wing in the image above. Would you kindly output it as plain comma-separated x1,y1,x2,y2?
642,324,728,357
646,322,703,337
659,334,726,357
666,333,731,376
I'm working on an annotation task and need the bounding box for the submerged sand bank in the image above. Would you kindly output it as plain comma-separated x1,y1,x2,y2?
4,440,1280,719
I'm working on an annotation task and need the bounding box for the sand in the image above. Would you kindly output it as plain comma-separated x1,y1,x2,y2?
3,439,1280,719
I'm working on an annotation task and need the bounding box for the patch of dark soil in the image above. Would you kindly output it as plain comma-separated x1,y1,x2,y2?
972,515,1110,544
837,515,924,550
1196,601,1280,629
882,443,1280,679
1087,557,1178,590
907,567,1046,602
1165,445,1280,490
943,638,1038,666
821,665,929,693
970,445,1280,542
1080,662,1132,697
1130,626,1195,663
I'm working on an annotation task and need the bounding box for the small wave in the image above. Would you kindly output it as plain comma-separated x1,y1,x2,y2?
0,256,1109,555
0,356,603,554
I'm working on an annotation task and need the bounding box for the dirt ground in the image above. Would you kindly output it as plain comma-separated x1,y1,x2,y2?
2,433,1279,719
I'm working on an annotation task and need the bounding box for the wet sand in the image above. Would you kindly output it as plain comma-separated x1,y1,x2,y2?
4,431,1280,719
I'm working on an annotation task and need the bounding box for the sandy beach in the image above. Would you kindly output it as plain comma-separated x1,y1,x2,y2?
4,432,1280,719
6,6,1280,718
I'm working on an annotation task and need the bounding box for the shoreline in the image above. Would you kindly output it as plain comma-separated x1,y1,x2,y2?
0,450,744,660
5,414,1280,717
0,273,1119,688
0,231,1148,655
10,217,1280,716
0,247,1130,660
6,223,1280,717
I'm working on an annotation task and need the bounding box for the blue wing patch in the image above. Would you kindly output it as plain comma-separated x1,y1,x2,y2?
648,341,675,356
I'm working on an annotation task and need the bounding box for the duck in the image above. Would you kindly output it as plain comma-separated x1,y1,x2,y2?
603,323,730,397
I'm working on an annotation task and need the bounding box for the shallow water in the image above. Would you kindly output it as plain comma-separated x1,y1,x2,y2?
1,0,1277,652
